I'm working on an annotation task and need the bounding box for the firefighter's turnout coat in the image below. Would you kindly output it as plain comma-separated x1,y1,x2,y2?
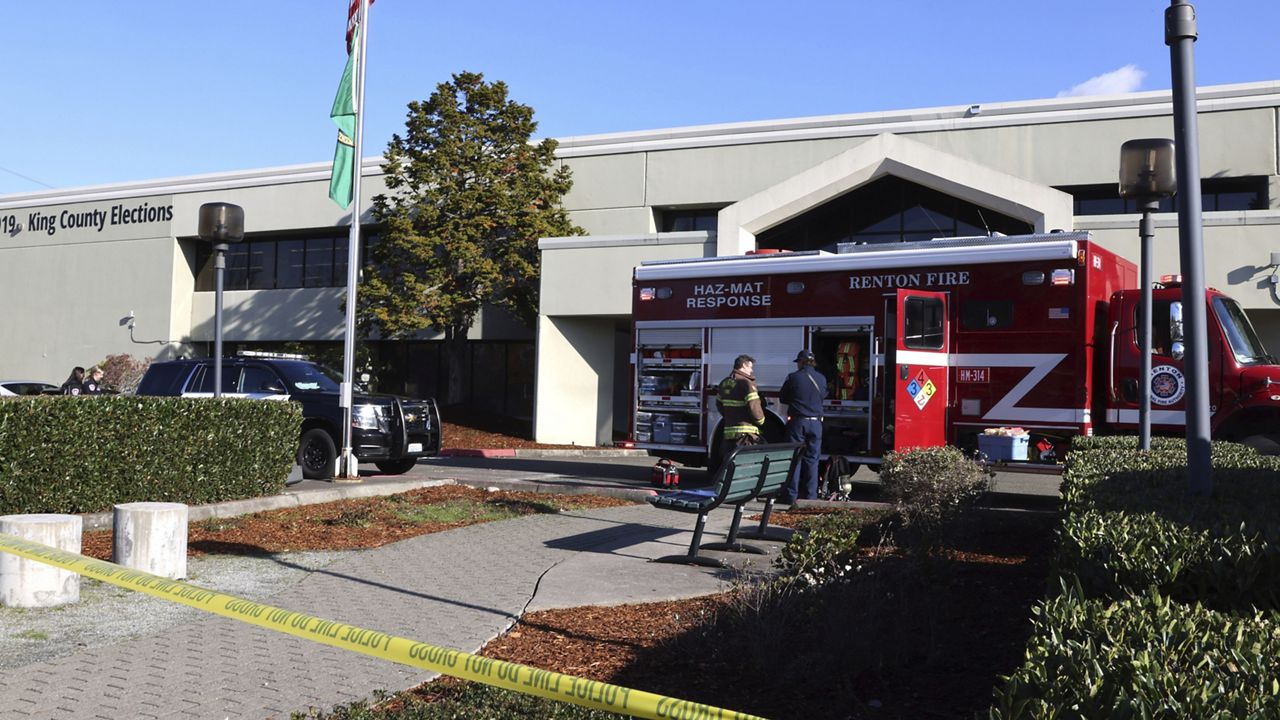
716,369,765,440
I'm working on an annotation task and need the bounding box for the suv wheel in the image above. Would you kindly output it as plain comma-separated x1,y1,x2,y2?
299,428,337,480
375,458,419,475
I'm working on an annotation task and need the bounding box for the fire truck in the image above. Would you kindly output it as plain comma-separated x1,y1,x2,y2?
630,231,1280,471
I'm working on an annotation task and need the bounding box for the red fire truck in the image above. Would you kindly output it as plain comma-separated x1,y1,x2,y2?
630,231,1280,471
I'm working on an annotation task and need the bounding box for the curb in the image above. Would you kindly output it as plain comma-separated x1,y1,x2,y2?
440,447,651,459
75,475,661,532
78,478,457,532
451,477,656,504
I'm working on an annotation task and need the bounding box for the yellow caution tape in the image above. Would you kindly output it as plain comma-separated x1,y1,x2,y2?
0,532,765,720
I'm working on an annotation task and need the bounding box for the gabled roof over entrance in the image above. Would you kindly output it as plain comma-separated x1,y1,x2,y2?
716,133,1074,255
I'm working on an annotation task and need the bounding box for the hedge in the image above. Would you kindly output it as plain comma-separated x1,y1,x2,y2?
990,590,1280,719
0,395,301,514
1054,438,1280,613
990,437,1280,717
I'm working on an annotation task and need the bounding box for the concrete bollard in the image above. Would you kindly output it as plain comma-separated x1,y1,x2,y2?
0,513,83,608
113,502,188,580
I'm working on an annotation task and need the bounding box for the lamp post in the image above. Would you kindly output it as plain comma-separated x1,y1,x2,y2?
1119,139,1177,451
1166,0,1212,494
197,203,245,398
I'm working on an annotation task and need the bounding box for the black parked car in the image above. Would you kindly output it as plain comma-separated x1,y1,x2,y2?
135,356,441,479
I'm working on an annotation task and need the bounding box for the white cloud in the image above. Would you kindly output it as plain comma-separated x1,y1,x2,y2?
1057,65,1147,98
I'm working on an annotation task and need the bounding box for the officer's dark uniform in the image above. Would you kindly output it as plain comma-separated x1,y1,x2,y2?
780,349,827,502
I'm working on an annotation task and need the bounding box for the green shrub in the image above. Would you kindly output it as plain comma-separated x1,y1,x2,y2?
777,509,881,586
0,395,301,514
1054,441,1280,613
879,445,990,539
990,589,1280,719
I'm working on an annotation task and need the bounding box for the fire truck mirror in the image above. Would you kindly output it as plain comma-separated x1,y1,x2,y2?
1170,301,1184,343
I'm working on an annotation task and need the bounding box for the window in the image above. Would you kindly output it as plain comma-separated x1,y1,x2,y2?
961,301,1014,330
239,365,281,393
904,297,944,349
659,208,719,233
186,366,239,394
304,238,335,287
194,230,369,291
756,176,1032,252
1060,177,1269,215
277,240,305,288
1133,300,1174,356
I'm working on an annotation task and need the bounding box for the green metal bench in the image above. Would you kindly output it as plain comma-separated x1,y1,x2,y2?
647,443,799,567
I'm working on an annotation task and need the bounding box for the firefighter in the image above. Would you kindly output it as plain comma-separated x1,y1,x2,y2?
780,349,827,503
716,354,765,450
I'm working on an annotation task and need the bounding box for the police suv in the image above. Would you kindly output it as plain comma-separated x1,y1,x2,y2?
135,353,441,479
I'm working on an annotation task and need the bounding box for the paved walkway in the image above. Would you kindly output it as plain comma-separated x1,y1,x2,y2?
0,493,787,719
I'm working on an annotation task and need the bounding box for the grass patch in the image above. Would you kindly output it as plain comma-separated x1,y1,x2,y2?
393,499,523,525
322,507,375,528
16,630,48,640
195,517,247,533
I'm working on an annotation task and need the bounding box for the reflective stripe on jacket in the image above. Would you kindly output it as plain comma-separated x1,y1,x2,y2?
716,370,764,438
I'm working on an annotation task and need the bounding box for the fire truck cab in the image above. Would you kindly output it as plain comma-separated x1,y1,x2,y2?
630,231,1280,469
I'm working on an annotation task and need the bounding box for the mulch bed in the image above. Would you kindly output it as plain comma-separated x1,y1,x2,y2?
79,407,1058,718
79,485,633,561
405,507,1056,720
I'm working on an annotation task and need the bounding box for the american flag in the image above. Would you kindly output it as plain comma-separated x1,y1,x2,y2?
346,0,375,54
1048,307,1070,319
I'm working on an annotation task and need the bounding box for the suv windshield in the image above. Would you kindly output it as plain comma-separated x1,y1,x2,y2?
1213,297,1274,366
274,360,342,393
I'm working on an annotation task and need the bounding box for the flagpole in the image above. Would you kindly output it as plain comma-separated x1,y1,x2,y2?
338,0,370,480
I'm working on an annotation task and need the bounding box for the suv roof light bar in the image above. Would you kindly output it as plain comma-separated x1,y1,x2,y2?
237,349,309,360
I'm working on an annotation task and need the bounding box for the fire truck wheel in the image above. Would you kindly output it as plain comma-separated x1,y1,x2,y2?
1241,434,1280,456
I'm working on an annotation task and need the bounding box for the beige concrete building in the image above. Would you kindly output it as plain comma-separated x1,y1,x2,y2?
1,81,1277,445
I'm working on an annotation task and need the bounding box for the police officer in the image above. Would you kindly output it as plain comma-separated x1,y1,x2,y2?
780,349,826,502
82,367,105,395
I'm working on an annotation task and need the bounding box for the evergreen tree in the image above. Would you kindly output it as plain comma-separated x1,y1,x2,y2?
361,72,580,403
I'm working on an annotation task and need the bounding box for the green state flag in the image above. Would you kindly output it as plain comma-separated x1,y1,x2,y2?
329,26,358,208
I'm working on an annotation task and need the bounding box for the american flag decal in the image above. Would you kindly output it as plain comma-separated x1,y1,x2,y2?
1048,307,1070,319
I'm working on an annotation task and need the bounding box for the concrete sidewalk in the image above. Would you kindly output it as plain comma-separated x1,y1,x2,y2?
0,483,788,719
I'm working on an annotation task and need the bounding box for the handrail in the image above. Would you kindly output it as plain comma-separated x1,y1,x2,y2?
1108,321,1120,402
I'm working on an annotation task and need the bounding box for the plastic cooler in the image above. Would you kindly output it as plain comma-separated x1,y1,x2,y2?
978,434,1029,461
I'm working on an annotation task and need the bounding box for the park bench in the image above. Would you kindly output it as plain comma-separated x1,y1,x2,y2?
647,442,799,567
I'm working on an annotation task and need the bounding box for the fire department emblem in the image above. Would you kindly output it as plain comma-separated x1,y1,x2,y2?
1150,364,1185,406
906,369,935,410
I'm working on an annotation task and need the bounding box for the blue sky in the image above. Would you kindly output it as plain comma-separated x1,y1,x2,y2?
2,1,1276,196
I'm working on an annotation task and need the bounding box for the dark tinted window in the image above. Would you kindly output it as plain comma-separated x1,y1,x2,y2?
1060,177,1269,215
661,209,719,233
137,363,194,395
904,297,945,349
188,365,238,394
756,175,1032,252
239,365,282,393
304,238,335,287
961,301,1014,330
277,240,305,288
246,242,276,289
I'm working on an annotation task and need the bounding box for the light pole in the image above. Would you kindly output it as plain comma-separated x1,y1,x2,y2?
1166,0,1212,494
197,203,245,398
1119,139,1176,451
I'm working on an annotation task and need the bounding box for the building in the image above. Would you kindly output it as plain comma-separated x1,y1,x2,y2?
1,81,1277,443
536,81,1280,446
